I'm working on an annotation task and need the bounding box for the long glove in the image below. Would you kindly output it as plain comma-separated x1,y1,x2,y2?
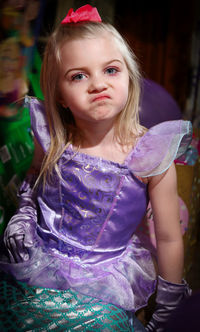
4,173,39,263
145,275,192,332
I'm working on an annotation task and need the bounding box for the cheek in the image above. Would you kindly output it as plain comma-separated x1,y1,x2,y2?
119,81,129,103
59,84,73,107
65,93,82,112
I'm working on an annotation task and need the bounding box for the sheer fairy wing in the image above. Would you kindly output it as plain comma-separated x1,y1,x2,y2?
126,120,192,177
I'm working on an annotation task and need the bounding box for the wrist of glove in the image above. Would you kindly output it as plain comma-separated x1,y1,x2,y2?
145,275,192,332
4,173,39,263
18,173,37,208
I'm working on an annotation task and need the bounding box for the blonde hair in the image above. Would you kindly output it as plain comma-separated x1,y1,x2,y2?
39,21,146,183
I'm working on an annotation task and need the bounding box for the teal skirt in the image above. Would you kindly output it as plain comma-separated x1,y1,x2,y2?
0,272,145,331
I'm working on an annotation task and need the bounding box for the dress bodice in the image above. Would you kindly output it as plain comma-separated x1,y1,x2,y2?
37,145,148,263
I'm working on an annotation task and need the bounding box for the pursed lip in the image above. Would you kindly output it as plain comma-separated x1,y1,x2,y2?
92,95,111,102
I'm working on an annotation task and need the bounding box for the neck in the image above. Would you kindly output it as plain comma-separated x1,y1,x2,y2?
73,119,133,164
75,119,117,149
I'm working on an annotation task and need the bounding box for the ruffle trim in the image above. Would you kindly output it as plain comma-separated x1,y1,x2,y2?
0,234,156,312
25,97,50,152
126,120,192,177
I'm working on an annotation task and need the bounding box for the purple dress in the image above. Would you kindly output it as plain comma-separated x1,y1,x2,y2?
0,98,192,313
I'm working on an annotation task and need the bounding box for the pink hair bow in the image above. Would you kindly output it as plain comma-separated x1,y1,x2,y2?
61,4,102,24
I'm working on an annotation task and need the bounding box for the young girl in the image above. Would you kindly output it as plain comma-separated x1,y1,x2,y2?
0,4,192,331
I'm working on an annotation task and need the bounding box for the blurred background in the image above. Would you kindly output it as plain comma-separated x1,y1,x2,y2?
0,0,200,306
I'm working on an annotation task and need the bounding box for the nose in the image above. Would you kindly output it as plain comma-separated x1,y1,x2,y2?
88,73,107,93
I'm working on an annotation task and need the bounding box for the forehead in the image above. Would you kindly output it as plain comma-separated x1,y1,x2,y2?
59,33,124,65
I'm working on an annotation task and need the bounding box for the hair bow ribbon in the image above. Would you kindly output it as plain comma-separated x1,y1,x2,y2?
61,4,102,24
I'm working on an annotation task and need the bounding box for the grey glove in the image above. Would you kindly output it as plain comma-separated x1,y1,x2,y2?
4,174,38,263
145,275,192,332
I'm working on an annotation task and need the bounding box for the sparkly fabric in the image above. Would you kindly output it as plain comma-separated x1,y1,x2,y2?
0,98,192,315
0,272,136,331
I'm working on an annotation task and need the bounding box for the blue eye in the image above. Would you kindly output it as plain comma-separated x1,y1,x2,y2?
105,67,118,75
72,73,86,81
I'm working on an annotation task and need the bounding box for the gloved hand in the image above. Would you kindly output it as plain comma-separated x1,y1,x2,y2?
4,174,39,263
145,275,192,332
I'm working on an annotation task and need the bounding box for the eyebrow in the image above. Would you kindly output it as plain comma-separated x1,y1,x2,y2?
64,59,123,77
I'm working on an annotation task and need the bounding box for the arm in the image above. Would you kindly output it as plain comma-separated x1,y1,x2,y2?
148,163,183,283
4,138,44,263
146,163,191,332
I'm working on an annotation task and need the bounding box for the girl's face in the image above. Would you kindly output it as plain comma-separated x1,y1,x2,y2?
58,33,129,127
